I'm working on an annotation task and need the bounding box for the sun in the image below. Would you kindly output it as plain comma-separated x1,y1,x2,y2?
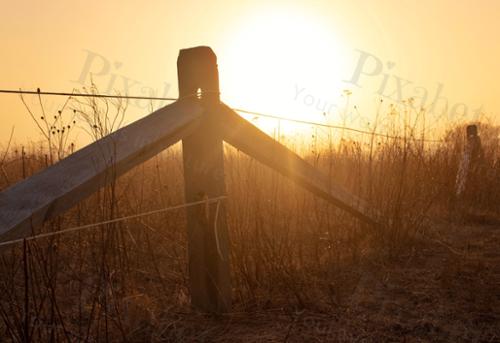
218,7,348,137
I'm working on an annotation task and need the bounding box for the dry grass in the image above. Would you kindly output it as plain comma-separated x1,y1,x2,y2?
0,97,499,342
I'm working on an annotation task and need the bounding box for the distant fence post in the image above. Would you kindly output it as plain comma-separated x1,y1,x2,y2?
178,47,231,313
454,124,483,217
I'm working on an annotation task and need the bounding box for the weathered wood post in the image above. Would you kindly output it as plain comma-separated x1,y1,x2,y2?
456,125,481,197
454,124,483,219
178,46,231,313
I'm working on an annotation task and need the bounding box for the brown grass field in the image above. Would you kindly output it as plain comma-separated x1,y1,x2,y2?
0,98,499,342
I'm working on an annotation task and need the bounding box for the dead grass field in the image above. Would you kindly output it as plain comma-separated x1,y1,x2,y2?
158,221,498,342
0,100,499,341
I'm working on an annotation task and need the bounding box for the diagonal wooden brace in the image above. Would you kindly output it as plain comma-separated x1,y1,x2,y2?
218,104,378,227
0,101,203,242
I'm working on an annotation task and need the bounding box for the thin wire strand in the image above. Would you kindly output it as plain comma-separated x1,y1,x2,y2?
0,196,228,247
234,108,444,143
214,199,224,260
0,89,178,102
0,88,444,143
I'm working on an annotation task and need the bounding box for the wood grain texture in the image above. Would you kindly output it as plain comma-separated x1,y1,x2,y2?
178,46,231,313
0,100,203,242
182,113,231,313
219,104,378,227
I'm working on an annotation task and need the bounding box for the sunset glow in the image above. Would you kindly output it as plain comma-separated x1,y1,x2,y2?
1,1,500,340
0,0,499,141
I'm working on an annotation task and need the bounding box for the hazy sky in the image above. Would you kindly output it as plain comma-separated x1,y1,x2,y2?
1,0,499,141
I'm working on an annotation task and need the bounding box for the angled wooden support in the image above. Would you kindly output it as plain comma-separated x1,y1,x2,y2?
0,101,203,242
218,104,378,227
178,47,231,313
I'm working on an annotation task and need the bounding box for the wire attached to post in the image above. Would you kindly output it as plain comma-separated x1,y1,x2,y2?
0,196,228,248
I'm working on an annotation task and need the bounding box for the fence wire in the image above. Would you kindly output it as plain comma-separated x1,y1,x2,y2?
0,88,444,143
0,196,227,247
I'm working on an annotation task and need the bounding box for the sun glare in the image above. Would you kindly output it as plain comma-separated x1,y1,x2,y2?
219,8,348,136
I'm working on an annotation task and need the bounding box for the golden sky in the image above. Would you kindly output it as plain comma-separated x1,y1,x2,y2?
1,0,499,142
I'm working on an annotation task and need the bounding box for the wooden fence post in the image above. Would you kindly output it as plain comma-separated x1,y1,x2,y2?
178,47,231,313
454,124,483,218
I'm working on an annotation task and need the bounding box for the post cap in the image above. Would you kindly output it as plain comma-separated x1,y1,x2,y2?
466,124,478,137
177,46,220,103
